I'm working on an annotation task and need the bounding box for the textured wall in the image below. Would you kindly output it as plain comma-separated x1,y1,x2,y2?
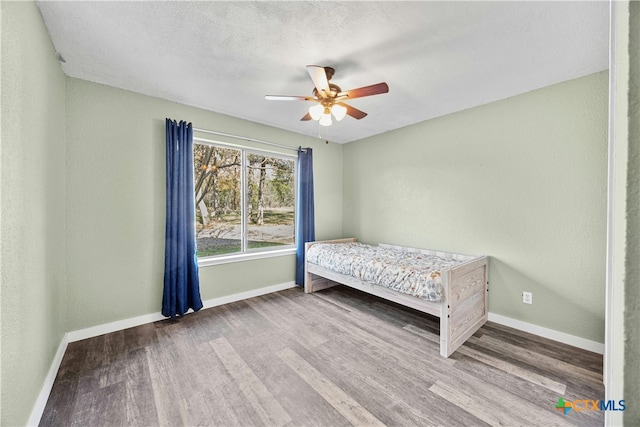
64,77,342,331
608,3,639,425
343,72,608,343
624,0,639,423
0,2,67,425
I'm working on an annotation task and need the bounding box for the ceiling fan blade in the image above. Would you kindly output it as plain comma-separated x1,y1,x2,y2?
300,112,313,121
306,65,330,98
341,82,389,100
265,95,315,101
338,102,367,120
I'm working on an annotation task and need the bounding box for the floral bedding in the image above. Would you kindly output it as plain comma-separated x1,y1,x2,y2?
306,242,465,302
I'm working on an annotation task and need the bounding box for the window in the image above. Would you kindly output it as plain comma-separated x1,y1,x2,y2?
193,141,296,259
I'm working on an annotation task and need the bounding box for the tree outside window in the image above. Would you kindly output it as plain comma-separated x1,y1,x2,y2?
193,143,295,258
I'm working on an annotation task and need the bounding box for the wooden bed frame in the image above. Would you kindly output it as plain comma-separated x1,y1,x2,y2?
304,238,489,357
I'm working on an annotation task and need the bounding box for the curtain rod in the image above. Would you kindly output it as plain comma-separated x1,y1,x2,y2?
192,127,308,152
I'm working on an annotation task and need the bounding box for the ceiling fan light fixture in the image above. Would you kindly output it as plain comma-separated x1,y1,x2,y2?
266,65,389,125
308,104,324,121
331,104,347,121
319,108,332,126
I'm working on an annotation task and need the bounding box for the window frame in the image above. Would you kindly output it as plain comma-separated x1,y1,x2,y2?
193,137,297,266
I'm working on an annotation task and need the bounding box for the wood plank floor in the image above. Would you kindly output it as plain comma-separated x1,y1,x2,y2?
40,286,604,426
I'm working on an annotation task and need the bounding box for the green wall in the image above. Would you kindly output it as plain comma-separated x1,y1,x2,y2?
608,3,639,425
64,77,342,331
624,1,639,423
3,1,634,425
1,3,342,423
343,71,609,343
0,2,67,425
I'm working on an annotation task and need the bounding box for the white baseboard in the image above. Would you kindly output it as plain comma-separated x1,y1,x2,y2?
201,281,297,311
28,281,298,425
26,334,69,426
67,281,297,343
30,285,602,426
488,312,604,354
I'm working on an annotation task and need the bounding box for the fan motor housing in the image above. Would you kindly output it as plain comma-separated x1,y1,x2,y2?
324,67,335,80
313,83,342,99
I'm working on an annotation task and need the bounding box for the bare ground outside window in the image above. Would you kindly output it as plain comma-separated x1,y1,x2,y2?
194,143,295,258
196,209,294,257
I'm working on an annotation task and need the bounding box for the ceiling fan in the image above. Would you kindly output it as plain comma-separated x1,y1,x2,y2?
265,65,389,127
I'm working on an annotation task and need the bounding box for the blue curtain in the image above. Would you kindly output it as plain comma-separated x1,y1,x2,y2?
295,147,315,285
162,119,203,318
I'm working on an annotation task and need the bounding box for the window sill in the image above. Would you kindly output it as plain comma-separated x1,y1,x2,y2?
198,247,296,267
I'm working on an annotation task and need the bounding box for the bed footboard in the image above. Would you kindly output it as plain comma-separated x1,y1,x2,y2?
304,238,489,358
440,256,489,357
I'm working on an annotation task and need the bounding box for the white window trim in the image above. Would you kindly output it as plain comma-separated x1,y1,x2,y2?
198,247,296,267
193,137,297,264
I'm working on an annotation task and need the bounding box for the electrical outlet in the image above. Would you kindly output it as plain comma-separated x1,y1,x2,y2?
523,291,533,304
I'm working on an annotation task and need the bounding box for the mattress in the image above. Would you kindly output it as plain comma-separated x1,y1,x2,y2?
306,242,465,302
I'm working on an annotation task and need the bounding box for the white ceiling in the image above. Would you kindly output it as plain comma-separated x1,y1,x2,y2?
37,1,609,144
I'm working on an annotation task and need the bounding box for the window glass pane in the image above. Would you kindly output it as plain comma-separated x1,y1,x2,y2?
246,154,295,250
194,145,242,257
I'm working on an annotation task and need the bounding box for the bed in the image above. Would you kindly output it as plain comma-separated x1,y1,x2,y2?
304,238,489,357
